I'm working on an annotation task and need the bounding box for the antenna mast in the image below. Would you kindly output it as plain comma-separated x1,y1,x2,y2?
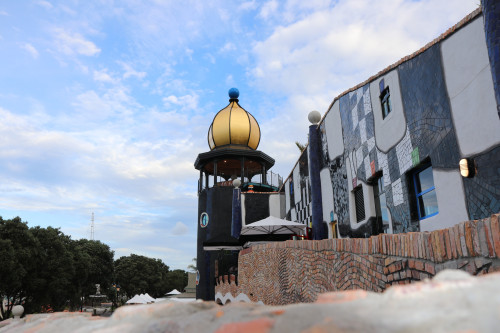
90,212,95,241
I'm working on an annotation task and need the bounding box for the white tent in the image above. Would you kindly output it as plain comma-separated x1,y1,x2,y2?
142,293,156,303
240,216,306,235
126,294,148,304
165,289,182,296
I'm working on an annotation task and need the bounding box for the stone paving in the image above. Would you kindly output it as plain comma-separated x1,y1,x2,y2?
1,270,499,333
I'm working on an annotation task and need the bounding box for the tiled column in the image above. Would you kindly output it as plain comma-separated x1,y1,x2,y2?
309,124,327,240
482,0,500,118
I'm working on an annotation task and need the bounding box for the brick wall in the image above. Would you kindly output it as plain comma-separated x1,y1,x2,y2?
215,214,500,305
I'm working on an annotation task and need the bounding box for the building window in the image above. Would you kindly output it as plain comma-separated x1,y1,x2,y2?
373,175,390,233
380,87,392,119
412,165,438,220
353,186,365,222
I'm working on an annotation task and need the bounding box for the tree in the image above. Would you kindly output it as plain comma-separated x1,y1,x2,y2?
73,239,115,301
295,141,306,152
28,226,76,312
115,254,169,298
187,258,196,272
0,217,41,320
165,269,188,293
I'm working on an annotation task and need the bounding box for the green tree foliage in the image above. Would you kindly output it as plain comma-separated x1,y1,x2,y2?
295,141,307,152
0,217,115,320
1,216,184,319
165,269,188,293
115,254,170,298
0,217,41,319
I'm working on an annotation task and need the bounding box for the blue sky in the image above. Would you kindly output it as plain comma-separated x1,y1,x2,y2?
0,0,478,270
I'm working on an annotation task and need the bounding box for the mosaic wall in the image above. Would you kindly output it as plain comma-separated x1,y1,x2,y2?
283,13,499,237
216,214,500,305
286,149,312,226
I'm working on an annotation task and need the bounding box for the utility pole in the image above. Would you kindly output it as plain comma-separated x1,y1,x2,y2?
90,212,95,241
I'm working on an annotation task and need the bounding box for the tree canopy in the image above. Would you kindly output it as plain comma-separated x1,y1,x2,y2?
115,254,170,298
0,216,188,320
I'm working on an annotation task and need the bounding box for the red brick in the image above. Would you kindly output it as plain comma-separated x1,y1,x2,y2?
424,262,435,275
483,218,496,258
316,289,367,304
438,230,447,261
458,222,468,257
408,259,416,269
215,318,275,333
453,224,463,257
443,229,452,260
471,220,482,256
415,260,425,271
431,231,442,262
448,227,457,259
465,221,476,256
490,214,500,258
424,233,433,260
414,233,420,259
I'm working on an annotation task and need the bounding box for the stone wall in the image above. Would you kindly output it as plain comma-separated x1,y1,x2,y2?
215,214,500,305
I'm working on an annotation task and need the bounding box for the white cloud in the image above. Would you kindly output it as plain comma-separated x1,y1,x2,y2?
117,61,147,80
259,0,279,20
20,43,39,59
219,42,236,53
35,1,53,9
53,29,101,56
171,221,189,236
250,0,478,97
163,93,199,111
93,69,118,83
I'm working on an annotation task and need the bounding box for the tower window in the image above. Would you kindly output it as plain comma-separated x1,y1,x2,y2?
412,165,438,220
380,87,392,119
353,186,365,222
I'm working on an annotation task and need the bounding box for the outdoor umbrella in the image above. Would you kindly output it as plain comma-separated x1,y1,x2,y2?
240,216,306,235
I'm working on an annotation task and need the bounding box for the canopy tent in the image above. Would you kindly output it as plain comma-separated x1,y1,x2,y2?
126,294,149,304
240,216,306,235
142,293,156,302
165,289,181,296
203,234,242,251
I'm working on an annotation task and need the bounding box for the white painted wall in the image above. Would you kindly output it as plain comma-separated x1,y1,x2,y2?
241,193,247,226
419,169,469,232
370,69,407,152
284,179,290,214
269,193,282,218
320,168,334,237
441,16,500,156
293,166,301,205
324,101,344,160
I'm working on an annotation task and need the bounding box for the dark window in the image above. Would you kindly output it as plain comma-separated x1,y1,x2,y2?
412,165,438,220
373,175,390,233
353,186,365,222
380,87,392,119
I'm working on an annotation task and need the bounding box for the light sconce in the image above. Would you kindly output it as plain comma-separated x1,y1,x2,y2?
459,158,476,178
308,110,321,125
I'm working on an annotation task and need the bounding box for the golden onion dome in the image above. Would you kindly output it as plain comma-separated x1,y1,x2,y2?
208,88,260,150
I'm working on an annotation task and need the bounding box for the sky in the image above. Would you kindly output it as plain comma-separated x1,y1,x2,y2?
0,0,478,270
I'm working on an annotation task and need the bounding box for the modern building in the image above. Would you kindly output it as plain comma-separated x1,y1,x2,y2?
283,6,499,239
194,88,283,300
196,3,500,301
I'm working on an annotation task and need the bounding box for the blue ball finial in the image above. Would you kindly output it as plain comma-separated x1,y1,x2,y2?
228,88,239,99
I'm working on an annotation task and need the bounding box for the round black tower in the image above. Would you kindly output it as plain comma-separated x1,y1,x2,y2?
194,88,275,301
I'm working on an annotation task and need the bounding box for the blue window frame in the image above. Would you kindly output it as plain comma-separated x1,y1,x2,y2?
412,165,438,220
